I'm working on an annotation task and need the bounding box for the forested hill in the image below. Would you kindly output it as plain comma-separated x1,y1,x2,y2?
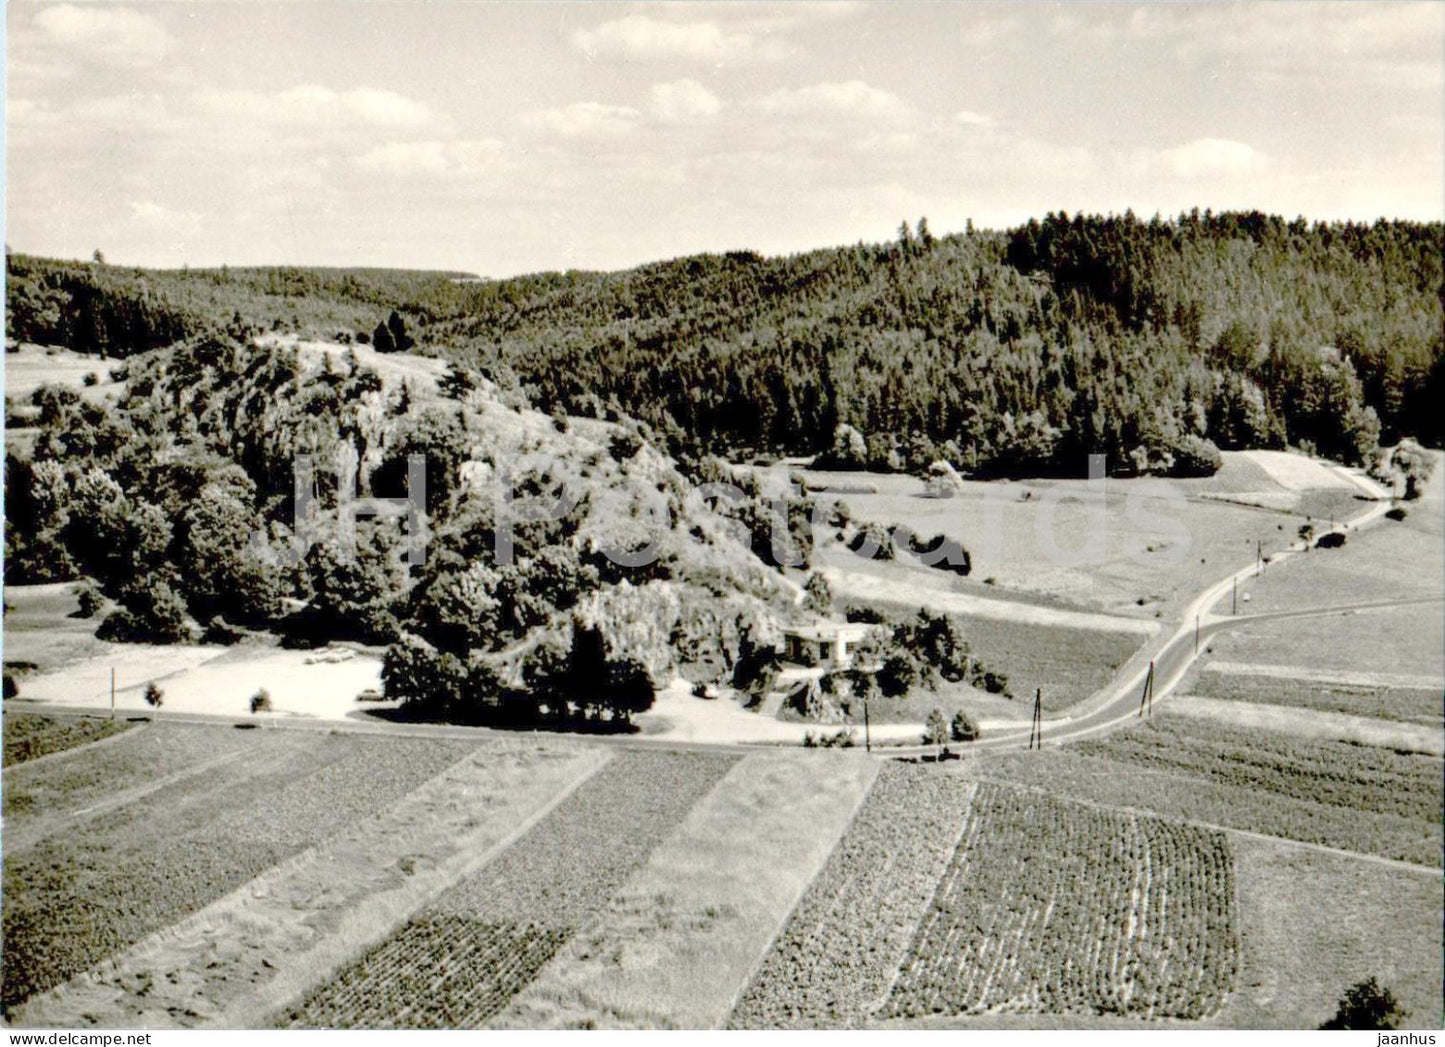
7,211,1442,475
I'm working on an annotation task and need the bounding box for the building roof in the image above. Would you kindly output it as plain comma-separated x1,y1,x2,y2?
782,621,875,642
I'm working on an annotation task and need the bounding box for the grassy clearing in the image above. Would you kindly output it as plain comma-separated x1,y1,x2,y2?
4,344,122,403
16,741,602,1029
1190,666,1441,725
981,715,1442,866
783,456,1330,619
884,783,1238,1021
2,582,111,675
288,750,737,1029
2,713,132,767
1231,506,1444,613
1206,603,1444,682
494,750,878,1029
1,729,480,1016
728,765,976,1028
1216,835,1443,1029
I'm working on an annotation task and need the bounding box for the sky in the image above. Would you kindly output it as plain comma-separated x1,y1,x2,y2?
5,1,1443,276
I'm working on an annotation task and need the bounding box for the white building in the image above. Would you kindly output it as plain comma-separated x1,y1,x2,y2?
780,621,878,671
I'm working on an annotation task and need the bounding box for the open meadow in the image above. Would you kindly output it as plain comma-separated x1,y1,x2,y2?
4,343,121,403
770,450,1370,621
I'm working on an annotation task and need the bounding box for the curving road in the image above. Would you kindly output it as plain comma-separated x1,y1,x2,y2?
965,492,1430,751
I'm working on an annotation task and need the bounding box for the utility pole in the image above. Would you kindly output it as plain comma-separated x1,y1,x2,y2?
863,690,871,754
1256,539,1261,576
1232,577,1237,616
1139,660,1155,717
1029,688,1043,750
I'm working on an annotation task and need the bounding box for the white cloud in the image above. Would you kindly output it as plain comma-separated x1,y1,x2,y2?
194,86,437,131
526,102,641,138
128,200,201,236
33,3,172,68
958,15,1020,49
755,80,911,121
954,109,995,128
1052,2,1444,86
648,79,722,124
356,139,504,177
1160,138,1265,179
571,15,786,63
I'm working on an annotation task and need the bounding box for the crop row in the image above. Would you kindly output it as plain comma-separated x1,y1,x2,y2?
1075,715,1443,825
288,749,738,1029
727,764,976,1028
2,731,479,1015
3,720,258,823
1193,669,1441,726
2,714,133,768
883,783,1239,1021
284,918,568,1029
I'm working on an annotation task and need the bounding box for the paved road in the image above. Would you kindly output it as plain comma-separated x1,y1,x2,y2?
960,493,1424,752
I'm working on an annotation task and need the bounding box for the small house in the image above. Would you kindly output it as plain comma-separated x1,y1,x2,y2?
780,621,878,671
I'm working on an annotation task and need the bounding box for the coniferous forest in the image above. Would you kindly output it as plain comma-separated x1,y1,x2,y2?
7,211,1442,479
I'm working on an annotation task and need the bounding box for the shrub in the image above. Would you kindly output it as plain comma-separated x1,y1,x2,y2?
143,681,163,708
250,688,272,714
878,650,922,697
82,372,99,387
3,675,17,700
815,423,868,470
609,428,644,461
1321,978,1408,1030
75,583,104,619
951,710,980,742
1170,435,1224,477
1384,506,1408,521
904,532,971,576
203,616,247,644
96,582,191,644
803,572,833,614
974,667,1010,695
923,708,949,747
1315,531,1346,549
847,522,896,561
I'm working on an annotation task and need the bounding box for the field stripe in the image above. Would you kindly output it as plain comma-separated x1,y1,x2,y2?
728,764,979,1028
819,565,1160,635
284,749,739,1029
3,735,265,856
1171,695,1444,756
1203,660,1445,691
2,715,143,771
492,750,879,1030
14,741,610,1029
